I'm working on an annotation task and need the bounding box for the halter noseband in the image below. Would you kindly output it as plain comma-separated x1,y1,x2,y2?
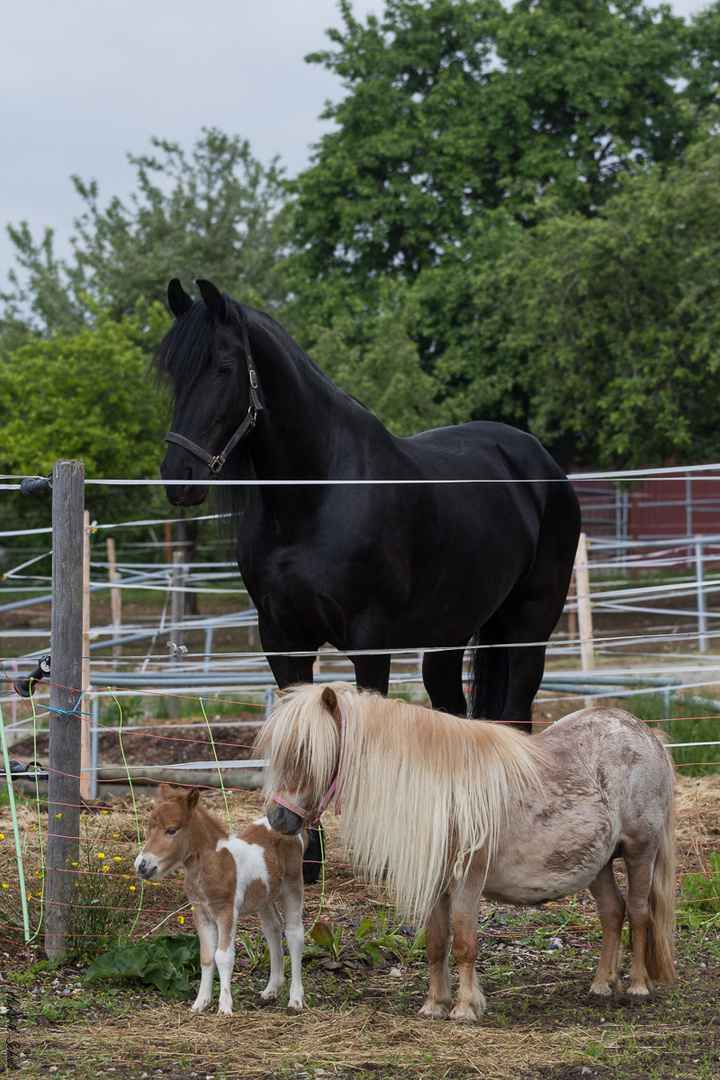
164,318,263,476
270,776,339,828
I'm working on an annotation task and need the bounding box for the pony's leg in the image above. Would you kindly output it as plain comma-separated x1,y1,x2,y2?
190,904,218,1013
448,890,486,1023
422,648,467,716
419,893,453,1020
588,861,626,996
214,908,239,1015
258,902,286,1004
281,882,305,1012
624,846,657,997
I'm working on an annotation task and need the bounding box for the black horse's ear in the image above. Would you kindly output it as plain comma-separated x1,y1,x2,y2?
167,279,193,318
196,279,228,320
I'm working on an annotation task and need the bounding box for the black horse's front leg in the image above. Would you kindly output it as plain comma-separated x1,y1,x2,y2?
349,651,391,697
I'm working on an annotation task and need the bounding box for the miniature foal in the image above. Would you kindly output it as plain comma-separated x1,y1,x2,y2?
134,784,306,1014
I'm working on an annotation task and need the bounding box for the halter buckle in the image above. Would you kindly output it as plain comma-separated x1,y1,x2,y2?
209,455,225,475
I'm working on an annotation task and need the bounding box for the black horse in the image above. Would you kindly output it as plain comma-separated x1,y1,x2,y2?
157,279,581,730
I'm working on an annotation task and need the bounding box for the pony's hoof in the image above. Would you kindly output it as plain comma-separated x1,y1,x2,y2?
589,980,617,998
287,999,304,1013
419,1002,450,1020
449,999,485,1024
190,999,211,1014
260,990,279,1004
627,983,651,998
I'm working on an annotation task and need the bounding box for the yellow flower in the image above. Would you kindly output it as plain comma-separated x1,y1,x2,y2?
113,834,120,839
114,857,122,862
55,813,62,819
178,915,185,925
129,885,136,891
0,833,5,840
71,862,78,868
97,853,105,859
2,884,9,890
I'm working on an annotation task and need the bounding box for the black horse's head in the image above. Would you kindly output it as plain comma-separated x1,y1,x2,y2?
156,279,262,507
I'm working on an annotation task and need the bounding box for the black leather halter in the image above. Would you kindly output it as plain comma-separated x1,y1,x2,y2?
164,320,263,476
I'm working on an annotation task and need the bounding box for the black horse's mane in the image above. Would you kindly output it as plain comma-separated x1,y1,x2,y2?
154,295,326,397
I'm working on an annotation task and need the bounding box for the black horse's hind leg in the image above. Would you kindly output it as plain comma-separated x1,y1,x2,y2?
422,648,467,716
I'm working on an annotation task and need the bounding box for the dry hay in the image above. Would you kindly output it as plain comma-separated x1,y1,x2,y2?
26,1000,614,1079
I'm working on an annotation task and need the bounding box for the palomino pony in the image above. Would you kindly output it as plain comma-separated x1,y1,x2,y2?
156,279,580,732
134,785,305,1014
257,683,676,1022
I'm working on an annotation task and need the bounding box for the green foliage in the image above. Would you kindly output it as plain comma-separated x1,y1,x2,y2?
65,812,146,959
84,933,201,995
291,0,692,292
307,910,425,970
677,852,720,931
0,302,168,524
1,128,288,341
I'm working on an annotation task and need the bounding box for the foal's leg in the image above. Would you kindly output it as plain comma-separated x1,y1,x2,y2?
419,892,453,1019
258,901,286,1004
448,888,486,1023
214,906,239,1015
280,882,305,1012
190,904,219,1013
588,861,626,996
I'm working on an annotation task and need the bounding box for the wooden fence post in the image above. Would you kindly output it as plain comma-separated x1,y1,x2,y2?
45,459,85,959
575,532,595,673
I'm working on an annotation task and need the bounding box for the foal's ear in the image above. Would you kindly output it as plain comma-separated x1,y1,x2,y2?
167,279,193,318
321,686,338,715
186,787,201,811
196,279,229,320
158,783,175,801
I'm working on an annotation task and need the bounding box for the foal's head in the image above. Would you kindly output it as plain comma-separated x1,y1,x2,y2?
134,785,211,882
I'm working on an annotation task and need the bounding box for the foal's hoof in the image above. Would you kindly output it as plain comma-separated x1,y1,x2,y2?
627,982,651,998
287,999,304,1014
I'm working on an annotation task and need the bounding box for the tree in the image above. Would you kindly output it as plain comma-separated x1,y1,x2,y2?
1,128,288,342
0,303,170,526
410,131,720,469
289,0,692,295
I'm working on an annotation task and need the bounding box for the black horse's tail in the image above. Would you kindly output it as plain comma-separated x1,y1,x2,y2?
466,619,509,723
302,824,324,885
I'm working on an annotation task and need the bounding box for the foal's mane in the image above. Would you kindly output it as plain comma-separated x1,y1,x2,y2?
258,683,548,923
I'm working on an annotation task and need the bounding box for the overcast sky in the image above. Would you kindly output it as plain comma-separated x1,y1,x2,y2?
0,0,710,285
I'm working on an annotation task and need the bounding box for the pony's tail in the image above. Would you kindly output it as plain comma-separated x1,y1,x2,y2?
466,620,509,724
643,797,677,984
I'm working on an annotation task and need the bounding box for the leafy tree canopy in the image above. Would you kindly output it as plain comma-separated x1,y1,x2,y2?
290,0,694,293
1,128,288,344
0,302,170,526
299,126,720,471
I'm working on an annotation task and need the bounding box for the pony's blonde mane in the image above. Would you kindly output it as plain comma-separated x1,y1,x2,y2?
258,683,549,923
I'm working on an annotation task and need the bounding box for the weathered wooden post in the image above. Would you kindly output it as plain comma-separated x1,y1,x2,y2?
45,459,85,959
